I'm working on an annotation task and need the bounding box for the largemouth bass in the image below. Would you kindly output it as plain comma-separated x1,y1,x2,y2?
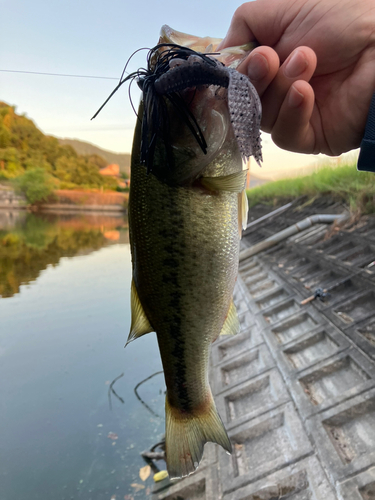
127,26,262,479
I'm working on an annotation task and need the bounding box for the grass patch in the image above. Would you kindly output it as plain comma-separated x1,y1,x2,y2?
247,162,375,214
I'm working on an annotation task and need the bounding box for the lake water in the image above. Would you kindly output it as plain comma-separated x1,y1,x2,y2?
0,211,165,500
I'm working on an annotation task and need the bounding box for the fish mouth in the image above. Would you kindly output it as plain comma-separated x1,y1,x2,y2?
159,25,258,69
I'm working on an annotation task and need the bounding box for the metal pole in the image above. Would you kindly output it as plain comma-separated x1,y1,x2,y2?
239,213,349,261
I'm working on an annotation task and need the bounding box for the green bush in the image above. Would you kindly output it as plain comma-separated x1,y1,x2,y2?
247,162,375,214
12,168,55,205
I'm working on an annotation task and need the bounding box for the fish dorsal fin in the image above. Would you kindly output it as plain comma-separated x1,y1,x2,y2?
220,299,240,336
200,170,247,193
238,189,249,237
125,279,153,347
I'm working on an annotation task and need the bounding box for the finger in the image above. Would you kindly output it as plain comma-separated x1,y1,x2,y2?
236,46,280,97
218,0,287,49
271,80,316,154
261,47,317,132
217,3,256,50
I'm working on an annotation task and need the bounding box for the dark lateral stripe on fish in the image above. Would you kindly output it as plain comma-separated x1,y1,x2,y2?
154,63,229,95
167,319,194,410
158,214,194,410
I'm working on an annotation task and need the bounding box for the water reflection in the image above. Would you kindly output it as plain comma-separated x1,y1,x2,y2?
0,212,128,298
0,211,165,500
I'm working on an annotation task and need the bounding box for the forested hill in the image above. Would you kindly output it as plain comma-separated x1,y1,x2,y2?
0,102,119,189
58,138,131,178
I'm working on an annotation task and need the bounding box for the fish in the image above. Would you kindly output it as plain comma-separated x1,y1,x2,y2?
126,25,262,479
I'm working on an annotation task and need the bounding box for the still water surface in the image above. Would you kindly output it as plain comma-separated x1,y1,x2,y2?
0,212,165,500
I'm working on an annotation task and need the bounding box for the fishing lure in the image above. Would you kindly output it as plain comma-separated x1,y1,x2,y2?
92,43,262,179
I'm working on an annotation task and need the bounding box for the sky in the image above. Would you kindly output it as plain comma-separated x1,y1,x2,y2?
1,0,350,177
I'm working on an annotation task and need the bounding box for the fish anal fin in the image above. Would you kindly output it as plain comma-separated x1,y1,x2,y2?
200,170,247,193
165,392,232,479
219,299,240,337
125,279,153,347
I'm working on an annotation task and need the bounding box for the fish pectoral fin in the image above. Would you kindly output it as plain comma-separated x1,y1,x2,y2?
219,299,240,336
125,279,153,347
238,189,249,237
165,392,232,479
200,169,248,193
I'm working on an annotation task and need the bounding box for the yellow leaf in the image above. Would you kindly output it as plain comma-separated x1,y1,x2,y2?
139,465,151,481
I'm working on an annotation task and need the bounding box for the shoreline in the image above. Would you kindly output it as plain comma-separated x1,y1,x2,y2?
0,187,128,214
0,205,126,214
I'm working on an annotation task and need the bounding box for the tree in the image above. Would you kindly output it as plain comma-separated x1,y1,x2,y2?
13,168,55,205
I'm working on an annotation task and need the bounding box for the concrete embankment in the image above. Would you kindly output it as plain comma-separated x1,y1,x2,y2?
40,189,128,213
0,186,26,209
0,187,128,213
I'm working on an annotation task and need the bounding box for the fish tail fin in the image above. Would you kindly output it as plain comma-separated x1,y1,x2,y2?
165,392,232,479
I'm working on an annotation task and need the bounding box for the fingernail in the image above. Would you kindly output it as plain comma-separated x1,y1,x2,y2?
247,53,269,81
288,85,304,108
284,50,308,78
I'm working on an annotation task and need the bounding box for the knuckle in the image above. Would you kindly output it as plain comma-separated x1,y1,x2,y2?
233,2,253,20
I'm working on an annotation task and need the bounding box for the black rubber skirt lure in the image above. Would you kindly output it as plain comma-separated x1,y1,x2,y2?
92,43,262,180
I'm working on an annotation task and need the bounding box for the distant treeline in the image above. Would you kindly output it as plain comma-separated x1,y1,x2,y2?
58,138,131,178
0,102,117,190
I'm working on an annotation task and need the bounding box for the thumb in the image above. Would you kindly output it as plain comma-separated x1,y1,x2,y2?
218,0,287,49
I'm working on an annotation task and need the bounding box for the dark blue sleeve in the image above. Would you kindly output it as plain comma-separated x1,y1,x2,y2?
357,92,375,172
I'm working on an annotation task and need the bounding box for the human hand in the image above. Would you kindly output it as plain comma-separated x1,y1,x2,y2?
219,0,375,156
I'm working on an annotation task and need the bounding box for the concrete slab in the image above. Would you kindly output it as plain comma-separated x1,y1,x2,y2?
218,402,313,494
238,258,260,273
346,316,375,361
324,290,375,330
212,343,275,395
340,243,375,268
238,310,257,332
216,368,290,430
211,323,264,367
276,255,314,277
261,297,302,325
233,286,250,317
337,466,375,500
254,287,291,312
288,348,375,419
242,271,270,289
263,247,300,267
152,464,221,500
223,455,337,500
277,324,351,375
309,275,363,311
241,263,266,279
292,267,345,299
305,387,375,484
246,278,279,299
262,309,323,348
